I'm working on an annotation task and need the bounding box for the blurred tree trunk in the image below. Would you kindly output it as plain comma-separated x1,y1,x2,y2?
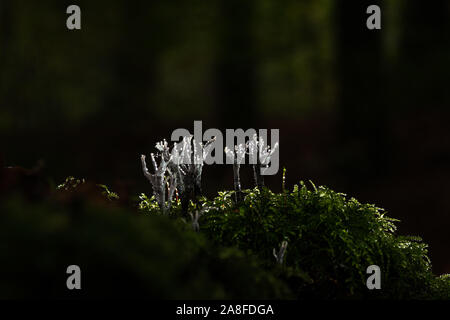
335,0,387,183
103,0,159,132
401,0,449,54
215,0,258,130
0,0,11,65
397,0,450,108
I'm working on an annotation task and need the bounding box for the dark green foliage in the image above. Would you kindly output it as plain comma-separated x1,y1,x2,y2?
56,176,86,191
97,184,119,201
2,172,449,299
56,177,119,201
0,193,290,299
199,182,450,299
140,180,450,299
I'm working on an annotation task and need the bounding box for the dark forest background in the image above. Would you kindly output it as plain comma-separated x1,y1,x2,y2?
1,0,450,273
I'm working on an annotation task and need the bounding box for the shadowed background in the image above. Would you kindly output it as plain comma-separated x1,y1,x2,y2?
1,0,450,273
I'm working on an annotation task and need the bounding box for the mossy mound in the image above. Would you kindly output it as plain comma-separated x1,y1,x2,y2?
142,181,450,299
1,171,449,299
0,193,290,299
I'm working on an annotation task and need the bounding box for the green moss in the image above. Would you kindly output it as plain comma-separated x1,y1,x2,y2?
0,194,290,299
2,173,448,299
141,181,450,299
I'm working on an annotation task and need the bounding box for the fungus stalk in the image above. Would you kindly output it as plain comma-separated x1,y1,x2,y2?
225,144,246,205
248,134,279,189
141,153,171,214
273,241,288,265
141,136,213,216
170,136,214,215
